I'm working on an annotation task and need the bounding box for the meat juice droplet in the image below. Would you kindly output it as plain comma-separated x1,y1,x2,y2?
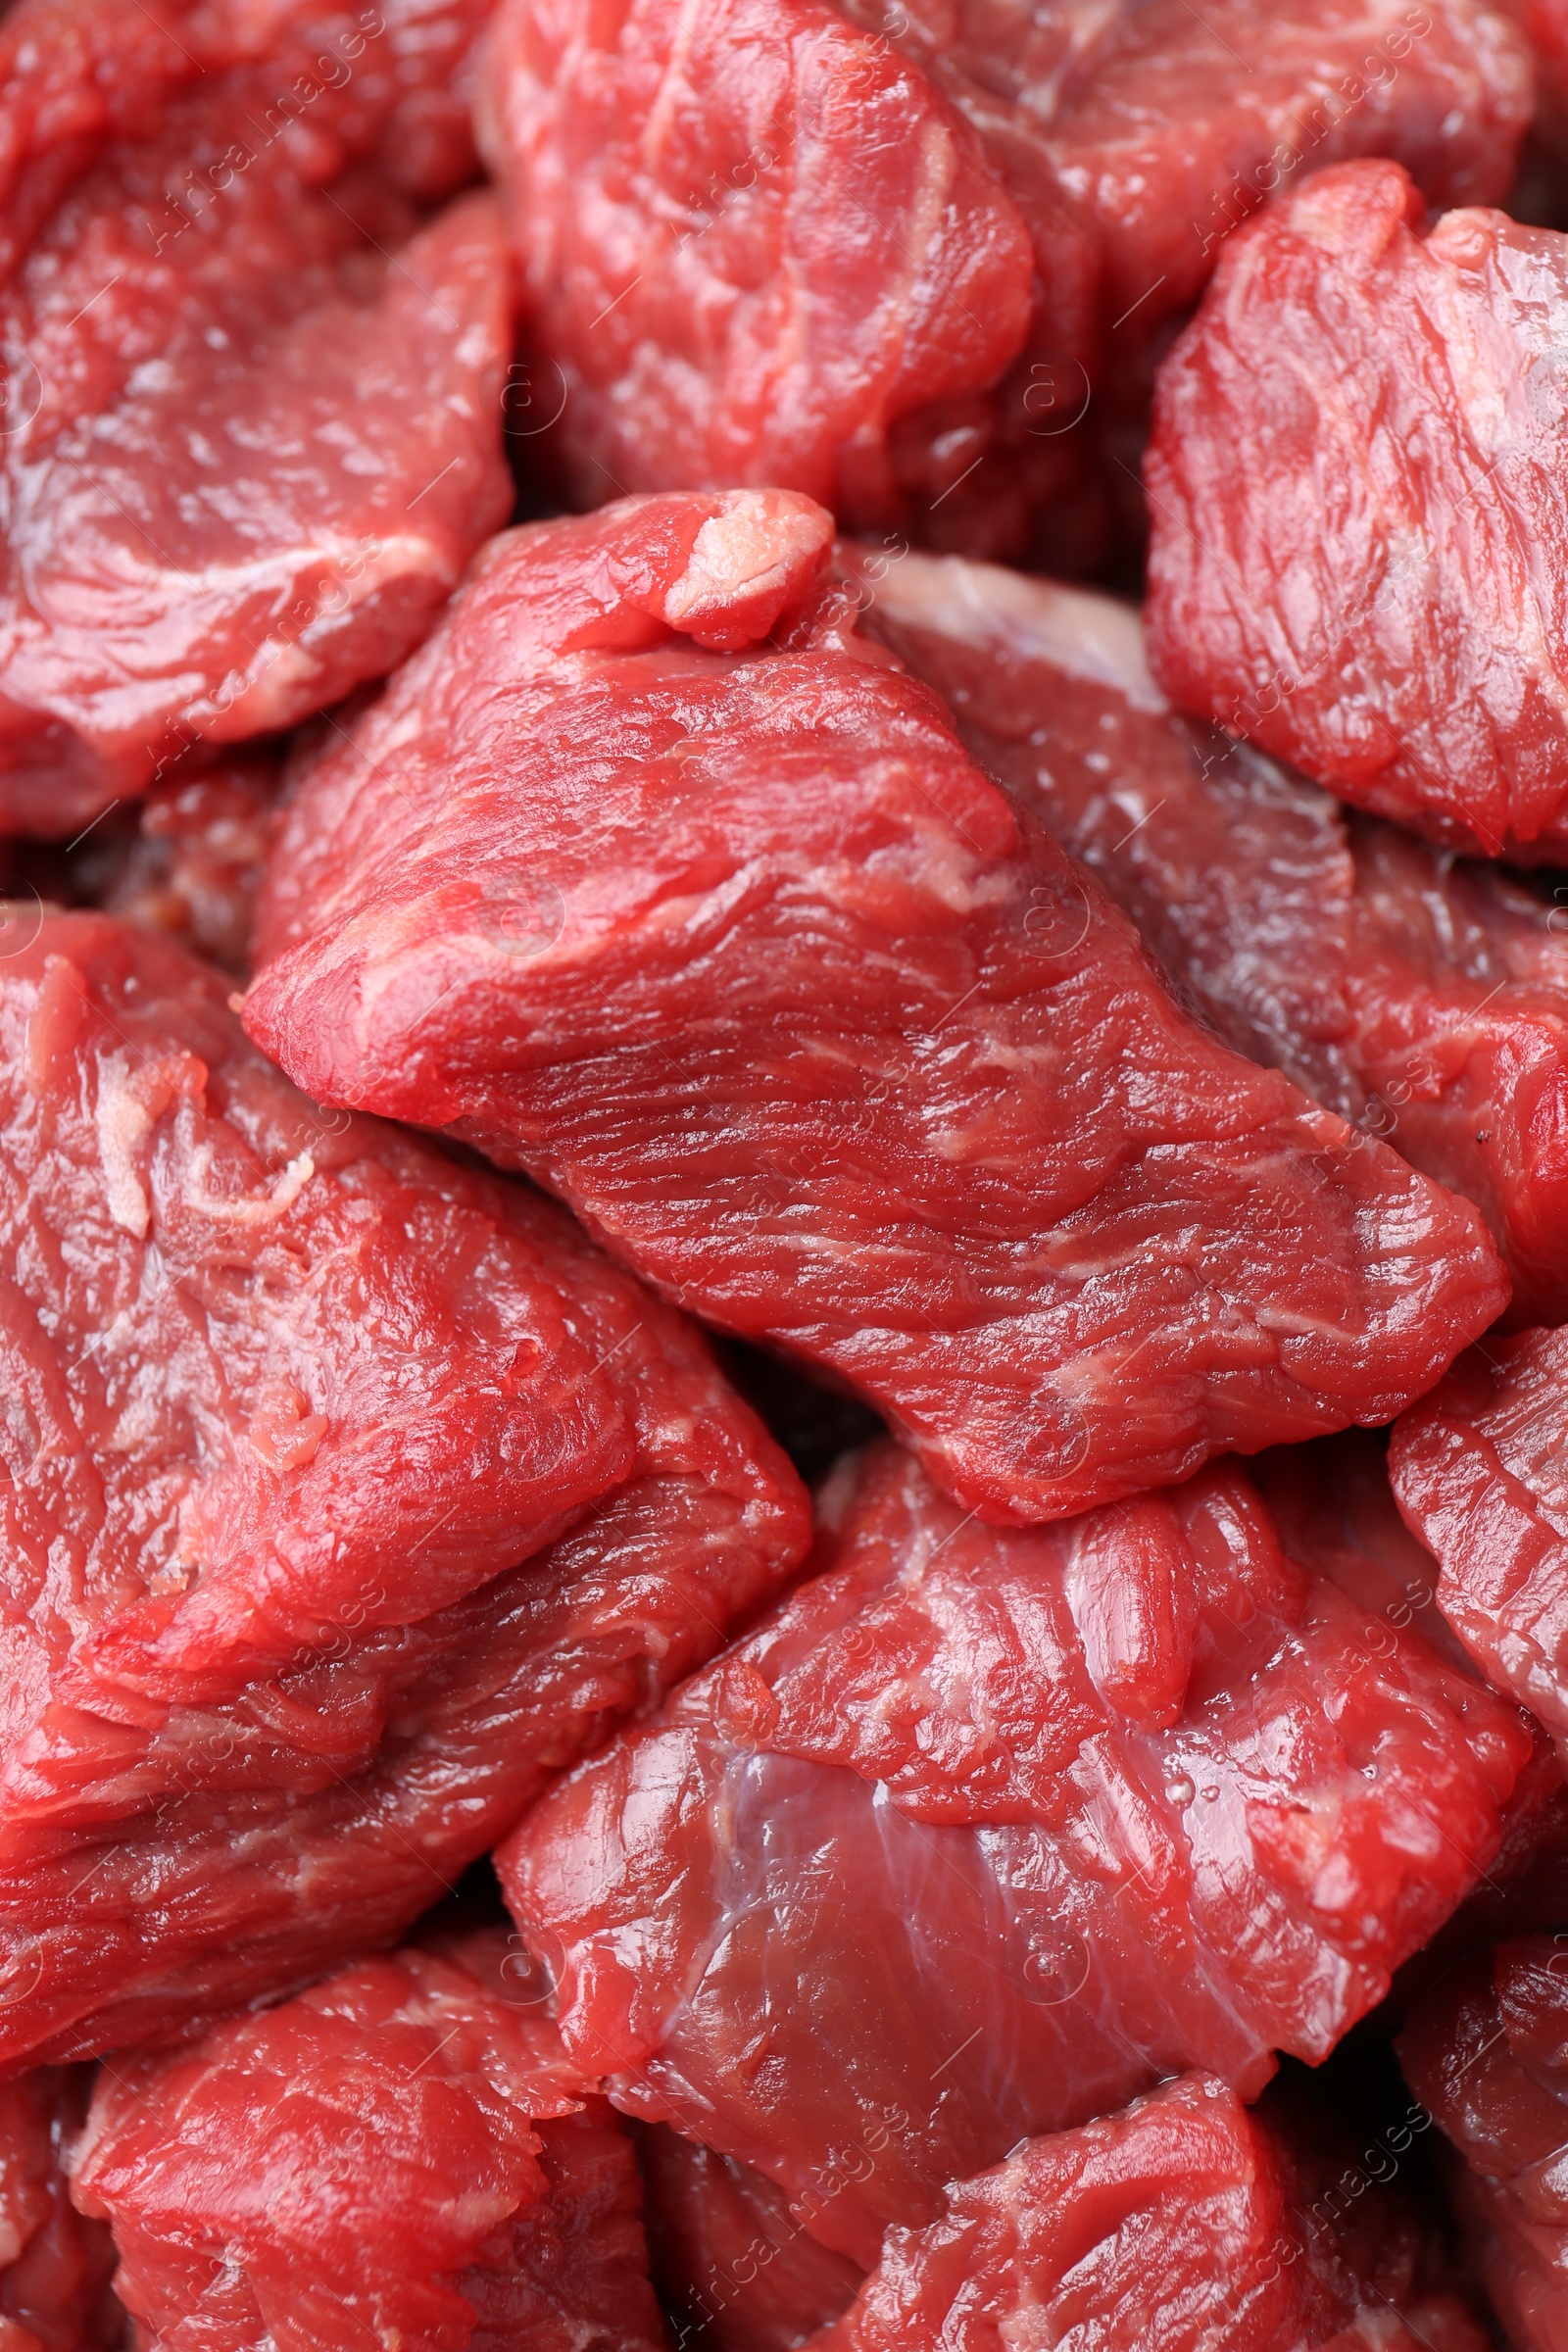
1165,1775,1196,1808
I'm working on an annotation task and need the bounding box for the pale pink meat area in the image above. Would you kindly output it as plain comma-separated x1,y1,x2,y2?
0,907,808,2074
0,1,512,836
244,487,1509,1528
498,1437,1526,2260
69,1930,666,2352
858,547,1568,1326
1147,156,1568,862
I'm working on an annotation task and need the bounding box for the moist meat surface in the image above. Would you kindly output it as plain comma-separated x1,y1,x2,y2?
859,549,1568,1326
0,1,511,836
1391,1323,1568,1757
1146,156,1568,861
0,2068,118,2352
0,908,808,2074
497,1436,1527,2261
803,2071,1476,2352
1398,1934,1568,2351
69,1928,666,2352
243,486,1510,1528
478,0,1531,569
637,2125,866,2352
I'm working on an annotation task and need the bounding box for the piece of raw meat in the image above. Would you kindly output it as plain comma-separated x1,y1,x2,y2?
1146,156,1568,862
0,2070,119,2352
497,1434,1529,2260
1398,1934,1568,2350
804,2072,1479,2352
69,1927,664,2352
856,547,1568,1325
1390,1325,1568,1766
0,906,809,2076
638,2126,865,2352
0,1,512,838
242,486,1510,1529
478,0,1530,571
475,0,1039,534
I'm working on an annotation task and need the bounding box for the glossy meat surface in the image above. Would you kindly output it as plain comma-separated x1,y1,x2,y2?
244,487,1508,1528
0,2070,118,2352
0,908,808,2073
1147,158,1568,862
498,1438,1528,2260
1399,1934,1568,2352
1391,1324,1568,1762
0,1,511,837
478,0,1529,569
476,0,1037,531
805,2073,1456,2352
638,2126,864,2352
859,548,1568,1325
70,1929,664,2352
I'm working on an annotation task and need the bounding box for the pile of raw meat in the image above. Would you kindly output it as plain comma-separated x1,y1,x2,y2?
14,0,1568,2346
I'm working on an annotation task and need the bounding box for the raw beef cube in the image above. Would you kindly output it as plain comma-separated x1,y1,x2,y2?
0,2070,119,2352
496,1435,1529,2260
1146,157,1568,863
1398,1934,1568,2351
242,486,1510,1529
475,0,1039,532
0,1,513,838
856,549,1568,1325
0,907,809,2074
478,0,1530,571
1391,1324,1568,1759
91,754,281,976
69,1928,664,2352
804,2072,1476,2352
638,2126,865,2352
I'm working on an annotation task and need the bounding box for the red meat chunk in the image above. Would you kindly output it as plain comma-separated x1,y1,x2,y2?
243,487,1509,1529
1398,1934,1568,2350
1390,1324,1568,1760
497,1436,1528,2261
638,2126,865,2352
478,0,1529,570
0,0,511,838
0,2070,119,2352
0,907,808,2075
475,0,1039,532
857,548,1568,1326
69,1928,664,2352
804,2072,1474,2352
1146,157,1568,863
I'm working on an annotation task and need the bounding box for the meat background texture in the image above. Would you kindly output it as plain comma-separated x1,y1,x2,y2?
858,547,1568,1326
70,1928,665,2352
1147,155,1568,861
0,908,808,2074
1399,1934,1568,2350
498,1436,1528,2262
0,0,512,835
244,485,1510,1529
